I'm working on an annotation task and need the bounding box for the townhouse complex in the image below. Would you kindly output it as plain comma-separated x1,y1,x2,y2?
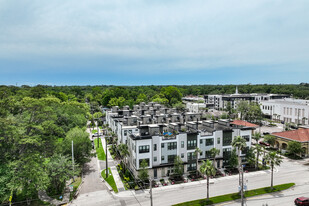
106,102,256,180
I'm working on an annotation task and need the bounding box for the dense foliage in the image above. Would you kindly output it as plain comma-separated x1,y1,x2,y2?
0,87,92,204
1,83,308,110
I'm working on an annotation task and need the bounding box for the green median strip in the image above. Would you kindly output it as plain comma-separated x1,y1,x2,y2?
173,183,295,206
102,168,118,193
94,138,106,160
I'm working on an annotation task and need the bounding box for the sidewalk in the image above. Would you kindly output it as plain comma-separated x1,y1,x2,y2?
100,136,125,192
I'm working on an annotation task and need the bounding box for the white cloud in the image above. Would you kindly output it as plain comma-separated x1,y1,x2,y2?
0,0,309,73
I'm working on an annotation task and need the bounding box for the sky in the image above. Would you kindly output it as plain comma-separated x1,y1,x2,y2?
0,0,309,86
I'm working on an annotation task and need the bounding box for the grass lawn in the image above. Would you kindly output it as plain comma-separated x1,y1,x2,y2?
102,168,118,193
173,183,295,206
94,138,106,160
92,129,98,134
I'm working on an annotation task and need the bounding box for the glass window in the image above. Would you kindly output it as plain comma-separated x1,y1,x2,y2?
181,153,184,158
200,139,203,144
139,145,150,153
154,156,157,162
168,155,176,163
206,138,214,146
161,156,165,161
217,137,220,145
124,130,127,136
161,143,165,148
154,144,157,151
181,141,184,148
167,142,177,150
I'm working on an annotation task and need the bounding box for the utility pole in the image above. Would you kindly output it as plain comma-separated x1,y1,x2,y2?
72,140,75,181
149,178,153,206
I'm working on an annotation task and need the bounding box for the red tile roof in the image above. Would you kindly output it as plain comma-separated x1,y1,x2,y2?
231,120,259,128
272,129,309,142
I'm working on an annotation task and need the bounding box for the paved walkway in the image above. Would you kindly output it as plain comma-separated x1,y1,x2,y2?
101,136,126,192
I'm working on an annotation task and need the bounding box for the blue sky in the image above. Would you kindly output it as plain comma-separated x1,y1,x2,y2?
0,0,309,86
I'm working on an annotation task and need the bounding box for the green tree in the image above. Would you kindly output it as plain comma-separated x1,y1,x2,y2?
254,144,263,169
200,160,216,200
228,149,239,169
264,135,276,148
232,136,246,185
63,127,93,165
46,154,79,194
173,156,184,177
252,132,262,144
135,93,148,104
210,147,220,168
138,159,149,183
160,86,182,106
117,144,130,170
265,151,283,189
287,141,302,158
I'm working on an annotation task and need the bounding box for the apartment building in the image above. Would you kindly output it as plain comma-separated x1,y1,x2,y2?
204,87,289,110
261,98,309,125
106,102,255,180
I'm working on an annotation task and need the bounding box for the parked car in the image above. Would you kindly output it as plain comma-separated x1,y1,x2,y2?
259,141,270,146
295,197,309,205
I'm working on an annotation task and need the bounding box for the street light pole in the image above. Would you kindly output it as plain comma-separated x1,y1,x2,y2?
241,166,244,206
72,140,75,181
106,135,108,177
149,178,153,206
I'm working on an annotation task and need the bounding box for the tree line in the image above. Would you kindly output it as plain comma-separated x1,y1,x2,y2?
0,87,93,204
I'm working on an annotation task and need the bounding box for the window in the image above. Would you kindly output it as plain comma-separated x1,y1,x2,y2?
139,145,150,153
217,137,220,145
124,130,127,136
223,132,232,146
205,138,214,146
200,139,203,144
161,143,165,148
181,141,184,148
167,142,177,150
181,153,184,158
139,158,149,167
200,152,203,156
168,155,176,163
128,130,132,134
154,144,157,151
154,156,157,162
161,156,165,161
243,135,250,142
187,140,197,149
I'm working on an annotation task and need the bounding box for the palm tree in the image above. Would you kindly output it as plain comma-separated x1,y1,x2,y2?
210,148,220,168
194,147,202,176
265,151,283,190
232,136,247,185
252,132,261,145
254,144,263,169
117,143,130,170
200,160,216,200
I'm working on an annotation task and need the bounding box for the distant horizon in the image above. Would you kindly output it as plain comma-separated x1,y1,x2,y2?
2,82,308,87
